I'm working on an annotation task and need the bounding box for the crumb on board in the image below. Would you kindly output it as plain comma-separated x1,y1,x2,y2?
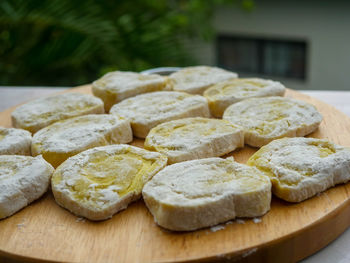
16,217,27,229
16,223,25,229
253,217,262,223
75,217,86,223
242,248,258,258
236,219,245,224
210,224,225,232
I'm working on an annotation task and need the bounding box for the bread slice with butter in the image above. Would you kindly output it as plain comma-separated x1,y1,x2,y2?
0,155,54,219
204,78,286,117
142,157,271,231
0,127,32,155
11,93,104,133
247,137,350,202
110,91,210,138
92,71,170,112
223,96,322,147
32,114,133,168
51,144,167,220
144,117,243,164
168,66,238,94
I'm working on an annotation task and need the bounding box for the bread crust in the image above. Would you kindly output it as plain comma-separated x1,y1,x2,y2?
32,114,133,168
92,71,170,112
204,78,286,117
0,155,54,219
0,127,32,155
142,157,271,231
223,96,322,147
11,93,104,133
145,117,243,164
110,91,210,138
169,66,238,94
247,137,350,202
51,144,167,220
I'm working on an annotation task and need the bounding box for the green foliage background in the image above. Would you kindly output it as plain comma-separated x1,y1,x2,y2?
0,0,252,86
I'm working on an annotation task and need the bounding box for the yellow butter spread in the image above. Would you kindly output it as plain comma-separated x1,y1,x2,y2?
81,152,153,197
32,114,132,168
146,118,239,153
11,93,104,134
206,79,265,99
0,160,18,179
54,152,153,206
308,140,336,157
248,138,337,188
52,145,167,214
204,159,265,191
223,97,322,148
153,121,233,139
0,157,32,180
248,152,314,187
21,103,94,126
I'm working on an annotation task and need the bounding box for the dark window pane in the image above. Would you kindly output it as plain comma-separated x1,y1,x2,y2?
217,36,259,73
216,35,307,80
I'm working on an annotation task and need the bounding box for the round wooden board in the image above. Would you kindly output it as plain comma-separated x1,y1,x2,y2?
1,86,350,263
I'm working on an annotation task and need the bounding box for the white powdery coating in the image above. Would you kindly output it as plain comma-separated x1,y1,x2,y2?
52,144,167,220
142,157,271,231
0,127,32,155
11,93,104,133
223,96,322,147
92,71,168,93
110,91,210,138
249,137,350,202
169,66,238,94
145,117,243,164
205,78,285,100
110,91,209,124
0,155,54,219
204,78,286,117
144,158,268,205
92,71,171,111
32,114,132,153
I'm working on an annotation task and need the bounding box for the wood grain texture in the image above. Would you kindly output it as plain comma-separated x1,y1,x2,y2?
1,86,350,263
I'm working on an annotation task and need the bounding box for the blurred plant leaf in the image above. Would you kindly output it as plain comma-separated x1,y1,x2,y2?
0,0,250,86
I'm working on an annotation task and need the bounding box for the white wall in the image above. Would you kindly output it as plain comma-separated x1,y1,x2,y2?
194,1,350,91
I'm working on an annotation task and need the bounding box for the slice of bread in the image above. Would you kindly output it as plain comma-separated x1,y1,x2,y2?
247,137,350,202
223,96,322,147
11,93,104,133
204,78,286,117
0,155,54,219
92,71,170,112
109,91,210,138
32,114,133,168
168,66,238,94
144,117,243,164
51,144,167,220
142,157,271,231
0,127,32,155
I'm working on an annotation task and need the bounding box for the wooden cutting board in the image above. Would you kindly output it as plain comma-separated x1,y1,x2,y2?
1,86,350,263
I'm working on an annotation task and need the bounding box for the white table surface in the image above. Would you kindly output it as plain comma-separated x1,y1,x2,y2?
1,87,350,263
